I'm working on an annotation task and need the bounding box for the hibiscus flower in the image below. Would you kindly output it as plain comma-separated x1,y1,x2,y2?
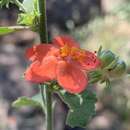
25,36,100,93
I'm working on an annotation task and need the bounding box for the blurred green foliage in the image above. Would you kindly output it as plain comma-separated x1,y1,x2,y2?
111,1,130,22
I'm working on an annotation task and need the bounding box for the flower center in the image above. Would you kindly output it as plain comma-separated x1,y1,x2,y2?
60,44,86,61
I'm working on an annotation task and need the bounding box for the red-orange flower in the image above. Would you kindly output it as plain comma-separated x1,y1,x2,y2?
25,36,100,93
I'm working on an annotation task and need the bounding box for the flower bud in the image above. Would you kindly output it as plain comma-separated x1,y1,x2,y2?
108,60,127,78
99,50,116,68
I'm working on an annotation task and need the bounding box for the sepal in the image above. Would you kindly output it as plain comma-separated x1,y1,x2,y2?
98,50,116,68
108,59,127,78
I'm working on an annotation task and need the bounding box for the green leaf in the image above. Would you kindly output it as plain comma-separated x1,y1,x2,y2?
58,90,97,128
32,93,44,106
12,94,43,108
0,26,29,35
17,13,36,26
17,0,39,28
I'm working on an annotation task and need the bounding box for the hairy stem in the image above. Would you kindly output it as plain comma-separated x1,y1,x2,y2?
38,0,53,130
44,84,53,130
38,0,48,43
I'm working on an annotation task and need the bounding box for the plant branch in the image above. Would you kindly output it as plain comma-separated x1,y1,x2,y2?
38,0,53,130
44,84,53,130
38,0,48,43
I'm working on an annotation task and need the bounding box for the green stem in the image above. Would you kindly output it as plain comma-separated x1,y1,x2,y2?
39,84,45,107
38,0,48,43
38,0,53,130
44,85,53,130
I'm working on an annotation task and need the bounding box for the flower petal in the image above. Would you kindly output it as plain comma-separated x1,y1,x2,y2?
52,36,80,48
25,47,36,61
25,44,59,62
25,62,49,83
25,56,58,83
56,61,87,93
80,51,100,70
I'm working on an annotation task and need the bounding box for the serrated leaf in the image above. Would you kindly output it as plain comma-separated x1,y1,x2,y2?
58,90,97,128
0,26,29,35
12,96,42,108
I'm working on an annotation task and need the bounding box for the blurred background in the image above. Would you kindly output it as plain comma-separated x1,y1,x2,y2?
0,0,130,130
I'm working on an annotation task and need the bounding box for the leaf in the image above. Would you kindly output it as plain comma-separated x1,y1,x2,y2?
17,0,39,27
17,13,36,26
12,94,43,108
32,93,44,106
58,89,97,128
0,26,29,35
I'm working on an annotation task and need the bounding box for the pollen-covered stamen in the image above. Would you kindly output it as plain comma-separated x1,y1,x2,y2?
60,44,71,57
70,47,86,61
60,44,86,61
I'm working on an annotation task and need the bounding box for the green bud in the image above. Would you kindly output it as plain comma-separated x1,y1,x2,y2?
108,60,127,78
99,50,116,68
104,57,119,71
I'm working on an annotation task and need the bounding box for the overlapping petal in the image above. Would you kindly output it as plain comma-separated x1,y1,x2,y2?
52,36,80,48
56,61,87,93
25,44,59,62
25,56,58,83
79,51,100,70
25,47,36,61
25,61,50,83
